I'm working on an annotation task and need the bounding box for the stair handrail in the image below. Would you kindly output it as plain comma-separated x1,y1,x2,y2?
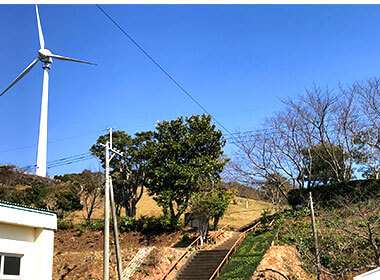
161,224,229,280
161,235,201,280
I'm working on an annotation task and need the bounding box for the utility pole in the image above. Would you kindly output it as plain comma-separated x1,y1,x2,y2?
110,179,123,280
103,128,123,280
103,140,110,280
309,192,321,280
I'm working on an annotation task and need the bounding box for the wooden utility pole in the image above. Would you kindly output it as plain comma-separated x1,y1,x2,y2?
110,178,123,279
309,191,321,280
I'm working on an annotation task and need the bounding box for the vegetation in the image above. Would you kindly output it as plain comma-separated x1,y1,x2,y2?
189,188,235,244
218,230,275,280
218,181,267,201
90,130,150,218
228,78,379,203
276,196,380,278
143,114,228,224
287,179,379,208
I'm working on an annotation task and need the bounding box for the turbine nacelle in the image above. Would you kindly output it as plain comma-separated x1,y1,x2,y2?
38,48,53,63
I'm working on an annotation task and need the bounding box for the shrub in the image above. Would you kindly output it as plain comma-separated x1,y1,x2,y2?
81,219,105,231
55,189,83,214
118,215,179,234
287,179,380,208
57,219,74,230
118,216,136,232
181,232,190,243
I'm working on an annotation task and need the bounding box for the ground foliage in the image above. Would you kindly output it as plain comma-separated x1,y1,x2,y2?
218,230,275,280
287,179,379,208
277,200,380,278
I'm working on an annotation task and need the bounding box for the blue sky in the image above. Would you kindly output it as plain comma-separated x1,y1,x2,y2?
1,4,380,176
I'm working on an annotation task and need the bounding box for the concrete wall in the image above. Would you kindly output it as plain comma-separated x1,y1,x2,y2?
0,202,56,280
0,223,55,280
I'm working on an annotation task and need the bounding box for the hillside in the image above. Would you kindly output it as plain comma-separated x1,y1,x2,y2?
66,188,273,229
53,192,272,279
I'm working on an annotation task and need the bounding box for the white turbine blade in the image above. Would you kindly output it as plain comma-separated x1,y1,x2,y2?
35,5,45,49
49,54,97,66
0,58,39,97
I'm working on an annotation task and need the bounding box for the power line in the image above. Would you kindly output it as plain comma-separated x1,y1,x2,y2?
95,4,240,143
0,129,106,155
47,155,95,169
19,152,96,171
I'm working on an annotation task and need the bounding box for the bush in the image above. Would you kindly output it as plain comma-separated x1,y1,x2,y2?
57,219,74,230
81,219,105,231
118,215,180,234
287,179,380,208
181,232,190,243
118,216,136,232
55,189,83,213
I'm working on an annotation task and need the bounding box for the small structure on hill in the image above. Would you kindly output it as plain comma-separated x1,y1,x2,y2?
0,200,57,279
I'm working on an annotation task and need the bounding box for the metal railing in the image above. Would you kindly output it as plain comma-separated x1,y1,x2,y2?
208,219,275,280
161,225,229,280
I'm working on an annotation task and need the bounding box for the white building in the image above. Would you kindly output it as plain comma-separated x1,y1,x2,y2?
0,200,57,280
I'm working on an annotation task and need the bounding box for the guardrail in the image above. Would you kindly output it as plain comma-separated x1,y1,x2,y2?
161,225,229,280
208,219,275,280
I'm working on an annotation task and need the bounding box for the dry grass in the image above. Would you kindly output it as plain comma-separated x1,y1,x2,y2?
135,190,162,218
219,197,273,229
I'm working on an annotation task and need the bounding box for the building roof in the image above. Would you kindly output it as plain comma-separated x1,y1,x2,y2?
0,200,57,230
0,200,56,215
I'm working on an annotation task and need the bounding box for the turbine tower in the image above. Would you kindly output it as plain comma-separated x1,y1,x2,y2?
0,5,96,177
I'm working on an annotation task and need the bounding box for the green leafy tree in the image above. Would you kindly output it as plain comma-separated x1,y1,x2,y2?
90,131,151,218
144,114,228,224
353,128,380,179
21,180,49,208
190,188,234,244
55,188,83,217
211,188,236,230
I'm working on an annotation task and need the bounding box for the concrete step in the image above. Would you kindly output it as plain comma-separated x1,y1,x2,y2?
176,232,241,280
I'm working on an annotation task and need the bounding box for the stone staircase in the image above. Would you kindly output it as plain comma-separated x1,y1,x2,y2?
176,232,240,280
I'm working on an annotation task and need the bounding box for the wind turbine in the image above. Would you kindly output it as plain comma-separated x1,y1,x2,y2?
0,5,96,177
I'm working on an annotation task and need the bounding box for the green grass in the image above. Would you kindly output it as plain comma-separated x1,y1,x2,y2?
218,230,275,280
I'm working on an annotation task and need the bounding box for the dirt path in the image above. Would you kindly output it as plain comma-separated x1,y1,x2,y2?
251,244,312,280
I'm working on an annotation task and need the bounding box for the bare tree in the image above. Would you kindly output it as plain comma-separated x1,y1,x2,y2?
351,78,380,179
325,195,380,267
80,170,104,222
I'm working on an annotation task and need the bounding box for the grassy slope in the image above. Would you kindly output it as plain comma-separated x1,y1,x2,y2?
218,230,275,280
219,197,273,229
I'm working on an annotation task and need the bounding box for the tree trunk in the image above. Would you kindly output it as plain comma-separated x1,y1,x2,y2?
213,215,220,230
